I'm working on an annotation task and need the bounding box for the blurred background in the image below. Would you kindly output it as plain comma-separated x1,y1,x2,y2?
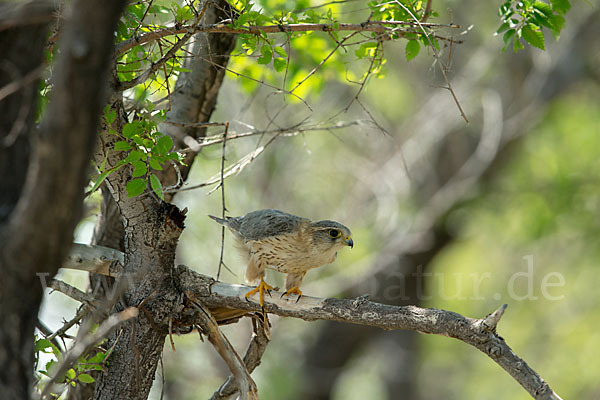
41,0,600,399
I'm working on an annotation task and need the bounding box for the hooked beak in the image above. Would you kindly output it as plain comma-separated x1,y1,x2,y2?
344,236,354,249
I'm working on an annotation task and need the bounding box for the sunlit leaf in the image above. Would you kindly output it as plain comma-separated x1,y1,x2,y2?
78,374,96,383
522,24,545,50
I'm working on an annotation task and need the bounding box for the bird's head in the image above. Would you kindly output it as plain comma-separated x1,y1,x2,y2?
310,220,353,251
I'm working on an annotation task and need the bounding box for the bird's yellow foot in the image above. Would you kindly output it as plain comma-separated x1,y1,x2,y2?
245,279,275,307
281,286,303,303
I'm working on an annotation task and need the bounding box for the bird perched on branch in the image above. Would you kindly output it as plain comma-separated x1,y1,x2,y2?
209,209,353,306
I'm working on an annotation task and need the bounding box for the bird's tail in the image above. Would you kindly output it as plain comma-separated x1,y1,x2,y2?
208,214,229,225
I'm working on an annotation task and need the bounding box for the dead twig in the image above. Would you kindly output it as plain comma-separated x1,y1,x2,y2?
190,299,258,400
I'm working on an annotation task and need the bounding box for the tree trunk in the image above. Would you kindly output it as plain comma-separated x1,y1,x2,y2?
89,2,237,398
0,0,126,398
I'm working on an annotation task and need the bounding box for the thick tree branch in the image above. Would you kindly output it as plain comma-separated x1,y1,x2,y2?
0,0,127,397
57,248,562,400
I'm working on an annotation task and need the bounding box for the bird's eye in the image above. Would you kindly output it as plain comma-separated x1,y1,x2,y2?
328,229,341,238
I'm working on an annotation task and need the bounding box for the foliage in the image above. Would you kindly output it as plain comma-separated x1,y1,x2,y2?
91,106,185,200
34,336,107,393
496,0,570,52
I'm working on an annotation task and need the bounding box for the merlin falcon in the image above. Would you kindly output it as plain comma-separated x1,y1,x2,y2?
209,209,353,306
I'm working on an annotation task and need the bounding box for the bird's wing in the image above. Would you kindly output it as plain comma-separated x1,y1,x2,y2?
238,209,308,241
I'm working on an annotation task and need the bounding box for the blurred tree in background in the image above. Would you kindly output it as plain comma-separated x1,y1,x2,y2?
2,0,597,399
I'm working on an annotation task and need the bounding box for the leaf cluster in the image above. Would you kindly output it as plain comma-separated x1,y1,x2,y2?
35,336,107,392
92,107,185,200
496,0,570,52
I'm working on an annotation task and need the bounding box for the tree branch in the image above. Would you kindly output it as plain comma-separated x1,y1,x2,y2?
179,271,562,400
189,299,258,400
117,3,210,91
115,20,459,56
57,248,563,400
210,316,270,400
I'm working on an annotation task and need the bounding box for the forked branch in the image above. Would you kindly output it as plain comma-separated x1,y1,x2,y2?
55,245,563,400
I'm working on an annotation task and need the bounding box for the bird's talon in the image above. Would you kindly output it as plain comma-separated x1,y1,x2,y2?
281,286,303,302
245,279,275,307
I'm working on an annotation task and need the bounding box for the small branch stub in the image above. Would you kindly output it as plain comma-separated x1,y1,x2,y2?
483,303,508,332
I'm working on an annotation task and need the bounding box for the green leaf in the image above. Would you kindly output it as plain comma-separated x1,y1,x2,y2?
496,22,510,35
405,40,420,61
503,28,516,46
155,135,173,154
44,359,56,374
66,369,76,380
166,151,184,162
78,373,96,383
551,0,570,14
273,58,287,72
173,66,192,72
123,121,144,139
150,174,164,200
176,5,194,21
88,353,107,364
149,157,163,171
533,1,553,17
125,150,143,163
131,160,147,178
274,46,287,58
522,24,545,50
236,12,251,27
35,339,53,352
257,44,272,64
355,42,377,59
126,178,146,197
513,37,524,52
90,170,111,194
548,14,565,38
104,107,116,125
114,141,131,151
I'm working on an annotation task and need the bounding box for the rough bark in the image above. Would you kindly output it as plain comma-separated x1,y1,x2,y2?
82,3,237,397
0,0,126,398
90,146,187,400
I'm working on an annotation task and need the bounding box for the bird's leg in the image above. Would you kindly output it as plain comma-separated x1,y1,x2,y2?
245,278,275,307
281,272,305,303
281,286,303,303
